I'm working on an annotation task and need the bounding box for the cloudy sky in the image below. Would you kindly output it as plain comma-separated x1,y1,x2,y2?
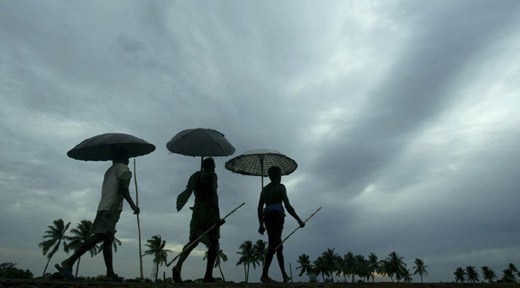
1,0,520,283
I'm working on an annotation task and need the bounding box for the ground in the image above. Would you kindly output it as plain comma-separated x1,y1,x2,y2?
2,279,520,288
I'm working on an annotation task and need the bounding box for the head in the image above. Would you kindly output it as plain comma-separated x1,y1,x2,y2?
268,166,282,183
113,149,130,165
202,157,216,171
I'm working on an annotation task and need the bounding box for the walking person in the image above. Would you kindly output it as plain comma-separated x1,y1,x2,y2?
258,166,305,283
55,149,140,281
172,157,223,283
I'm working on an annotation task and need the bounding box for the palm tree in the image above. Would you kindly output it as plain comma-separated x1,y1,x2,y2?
321,248,339,282
379,259,389,280
466,266,479,283
38,219,70,276
236,240,258,283
385,252,407,282
481,266,497,283
454,267,465,283
204,247,228,281
403,268,413,282
296,254,315,282
501,268,517,283
343,252,355,282
353,254,369,282
412,258,428,283
64,220,98,277
143,234,172,281
253,240,267,268
508,263,518,274
313,256,327,282
367,252,379,283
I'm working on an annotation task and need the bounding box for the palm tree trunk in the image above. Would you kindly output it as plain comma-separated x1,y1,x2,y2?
75,257,81,277
218,262,225,281
154,263,159,282
243,264,247,282
42,257,51,276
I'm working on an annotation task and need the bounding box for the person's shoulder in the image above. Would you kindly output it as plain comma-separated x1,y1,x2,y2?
113,163,131,178
113,162,129,169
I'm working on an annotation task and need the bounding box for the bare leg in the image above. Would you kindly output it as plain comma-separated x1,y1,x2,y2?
276,247,290,282
203,242,218,282
103,233,115,277
172,240,198,283
62,234,105,269
261,247,276,282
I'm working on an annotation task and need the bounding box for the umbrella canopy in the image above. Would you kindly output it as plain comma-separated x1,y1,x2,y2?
166,128,235,157
67,133,156,161
225,148,297,188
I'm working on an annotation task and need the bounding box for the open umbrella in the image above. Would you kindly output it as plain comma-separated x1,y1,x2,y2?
224,148,297,189
67,133,155,161
166,128,235,167
67,132,155,280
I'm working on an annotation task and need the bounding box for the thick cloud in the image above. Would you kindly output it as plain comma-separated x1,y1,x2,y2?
1,0,520,283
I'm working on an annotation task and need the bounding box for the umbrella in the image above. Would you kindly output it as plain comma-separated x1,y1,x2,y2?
224,148,297,188
67,133,156,161
67,132,155,280
166,128,235,167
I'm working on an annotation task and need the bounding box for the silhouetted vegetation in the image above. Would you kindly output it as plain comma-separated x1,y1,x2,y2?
0,263,33,279
453,263,520,283
38,218,121,279
143,234,171,281
38,219,70,276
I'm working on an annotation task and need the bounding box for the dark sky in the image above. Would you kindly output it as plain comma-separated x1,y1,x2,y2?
1,0,520,283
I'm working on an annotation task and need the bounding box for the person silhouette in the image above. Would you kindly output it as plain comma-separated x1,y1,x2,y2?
257,165,305,283
172,157,223,283
55,149,139,281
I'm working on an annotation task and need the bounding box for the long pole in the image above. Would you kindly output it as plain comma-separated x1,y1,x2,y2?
275,206,322,251
167,202,245,267
133,159,144,280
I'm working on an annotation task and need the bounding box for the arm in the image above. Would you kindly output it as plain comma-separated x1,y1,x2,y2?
281,186,304,227
257,191,266,234
118,170,139,214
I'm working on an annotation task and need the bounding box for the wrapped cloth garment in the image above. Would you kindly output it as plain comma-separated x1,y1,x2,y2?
177,170,220,246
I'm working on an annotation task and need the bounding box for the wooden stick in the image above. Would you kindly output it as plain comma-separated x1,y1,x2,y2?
167,202,245,267
133,159,144,280
274,206,322,251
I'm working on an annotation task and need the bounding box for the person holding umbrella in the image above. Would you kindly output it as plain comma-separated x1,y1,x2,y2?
55,149,140,281
258,166,305,283
172,157,223,283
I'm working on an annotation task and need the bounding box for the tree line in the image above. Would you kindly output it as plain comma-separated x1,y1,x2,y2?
234,241,427,283
453,263,520,283
35,218,520,283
